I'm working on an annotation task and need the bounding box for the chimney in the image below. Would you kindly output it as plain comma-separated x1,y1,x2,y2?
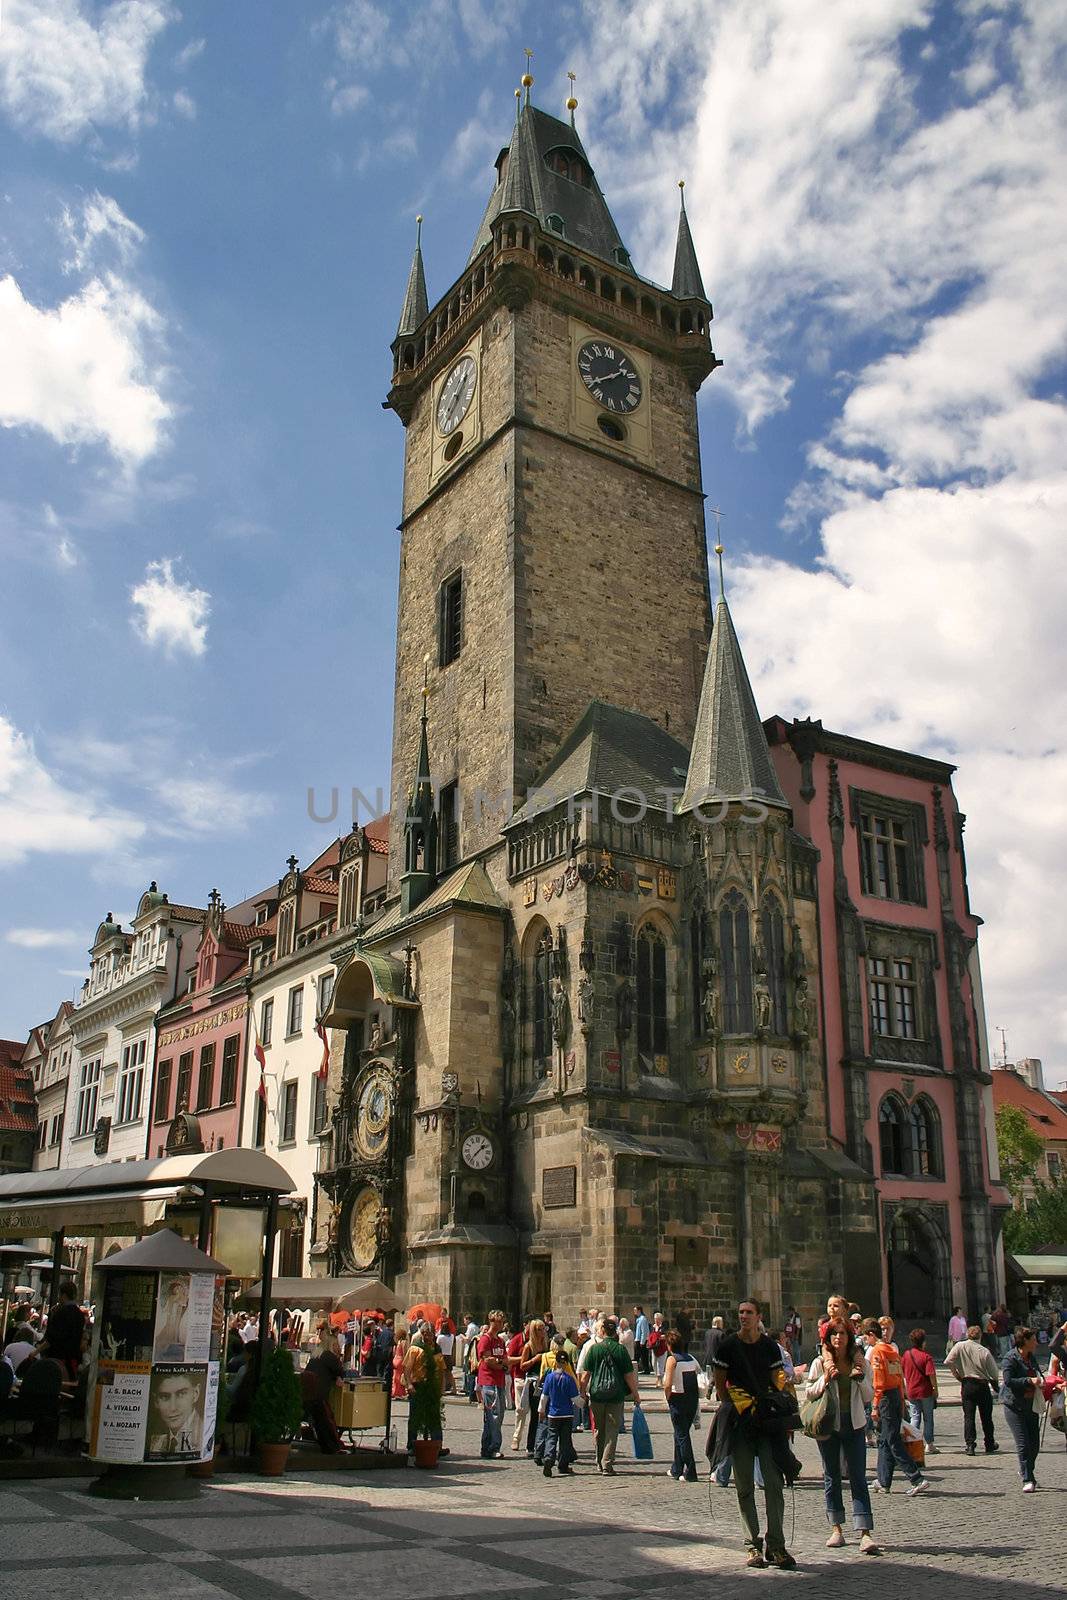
1017,1058,1045,1091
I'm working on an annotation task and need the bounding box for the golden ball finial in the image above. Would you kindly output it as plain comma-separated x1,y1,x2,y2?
567,96,578,111
416,213,423,224
521,72,533,87
714,543,724,556
679,179,685,190
514,86,521,98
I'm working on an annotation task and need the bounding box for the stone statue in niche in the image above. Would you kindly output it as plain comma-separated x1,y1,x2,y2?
552,924,568,982
501,990,516,1065
369,1016,383,1051
754,978,772,1033
701,954,719,1037
551,977,570,1046
793,979,811,1039
577,974,594,1029
615,978,634,1041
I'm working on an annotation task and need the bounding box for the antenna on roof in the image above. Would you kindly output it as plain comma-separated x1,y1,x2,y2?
522,47,534,106
567,69,578,126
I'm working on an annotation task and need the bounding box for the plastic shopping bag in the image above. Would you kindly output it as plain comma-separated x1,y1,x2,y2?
630,1404,654,1460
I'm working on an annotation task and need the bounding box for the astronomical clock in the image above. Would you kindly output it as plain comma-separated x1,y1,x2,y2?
323,1040,408,1277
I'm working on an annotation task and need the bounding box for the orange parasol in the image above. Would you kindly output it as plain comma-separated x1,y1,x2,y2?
407,1301,444,1326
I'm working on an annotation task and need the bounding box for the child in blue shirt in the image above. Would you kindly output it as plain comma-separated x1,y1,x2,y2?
539,1345,579,1475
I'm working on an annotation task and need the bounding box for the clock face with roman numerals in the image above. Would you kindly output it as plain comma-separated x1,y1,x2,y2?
577,339,642,414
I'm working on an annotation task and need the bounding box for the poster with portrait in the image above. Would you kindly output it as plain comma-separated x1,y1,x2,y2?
152,1271,222,1363
144,1362,210,1461
89,1361,151,1462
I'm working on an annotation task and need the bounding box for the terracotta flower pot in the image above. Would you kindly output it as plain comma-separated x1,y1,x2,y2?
258,1441,291,1476
413,1438,441,1469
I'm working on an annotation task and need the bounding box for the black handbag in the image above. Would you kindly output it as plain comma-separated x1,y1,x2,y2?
734,1338,799,1430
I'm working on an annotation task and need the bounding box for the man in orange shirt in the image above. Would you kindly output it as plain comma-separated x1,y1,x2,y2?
861,1318,928,1496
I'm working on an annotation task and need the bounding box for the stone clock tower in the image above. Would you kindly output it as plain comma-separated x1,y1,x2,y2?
385,86,719,873
318,79,879,1321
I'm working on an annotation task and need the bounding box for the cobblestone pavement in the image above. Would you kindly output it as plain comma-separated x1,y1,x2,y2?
2,1382,1063,1600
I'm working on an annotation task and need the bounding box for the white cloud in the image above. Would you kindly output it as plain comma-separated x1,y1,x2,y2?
0,0,175,143
129,557,210,656
61,191,145,274
174,37,206,71
6,927,82,949
573,0,1067,1067
319,0,507,117
0,714,145,867
172,88,196,120
0,269,170,464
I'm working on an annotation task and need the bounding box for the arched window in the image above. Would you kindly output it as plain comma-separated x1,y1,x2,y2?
546,213,565,235
636,925,668,1055
719,890,752,1034
689,909,706,1035
910,1097,942,1178
879,1095,909,1175
760,896,788,1035
532,928,553,1065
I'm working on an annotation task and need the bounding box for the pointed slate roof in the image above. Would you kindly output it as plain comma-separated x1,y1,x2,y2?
396,220,428,338
468,102,631,270
509,701,690,825
671,189,707,301
679,597,788,813
365,860,507,941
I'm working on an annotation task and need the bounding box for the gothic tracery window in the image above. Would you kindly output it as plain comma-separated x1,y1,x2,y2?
761,895,788,1035
636,924,668,1055
719,890,753,1034
532,928,552,1065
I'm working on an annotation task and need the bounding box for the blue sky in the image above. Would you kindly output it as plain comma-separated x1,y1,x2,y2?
1,1,1065,1086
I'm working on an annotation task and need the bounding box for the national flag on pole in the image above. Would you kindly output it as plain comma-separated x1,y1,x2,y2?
315,1019,330,1083
252,1012,267,1103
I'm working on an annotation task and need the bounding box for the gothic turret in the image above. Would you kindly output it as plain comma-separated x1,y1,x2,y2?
679,550,788,814
400,685,438,916
395,215,428,340
671,181,708,302
468,92,633,270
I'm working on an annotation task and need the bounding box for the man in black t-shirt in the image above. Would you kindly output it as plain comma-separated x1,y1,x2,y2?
713,1297,795,1570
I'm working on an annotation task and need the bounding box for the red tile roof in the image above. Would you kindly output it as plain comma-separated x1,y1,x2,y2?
0,1056,36,1134
365,814,390,853
165,904,207,922
303,874,339,897
992,1068,1067,1141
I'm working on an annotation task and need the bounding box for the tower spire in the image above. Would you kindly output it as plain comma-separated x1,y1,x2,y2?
395,213,428,338
400,657,438,914
678,559,788,815
671,179,708,302
566,69,578,128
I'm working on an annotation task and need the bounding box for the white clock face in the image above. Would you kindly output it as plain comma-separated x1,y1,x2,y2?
436,355,477,436
462,1131,493,1170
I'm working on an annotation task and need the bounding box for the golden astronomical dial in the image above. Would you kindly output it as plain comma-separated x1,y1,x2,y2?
348,1186,381,1270
355,1069,391,1159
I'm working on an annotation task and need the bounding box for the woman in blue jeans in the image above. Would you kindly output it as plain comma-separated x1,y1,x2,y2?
805,1320,880,1554
1000,1326,1043,1490
662,1329,701,1481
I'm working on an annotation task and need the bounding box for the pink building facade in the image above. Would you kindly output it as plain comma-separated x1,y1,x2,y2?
147,890,256,1158
766,716,1008,1320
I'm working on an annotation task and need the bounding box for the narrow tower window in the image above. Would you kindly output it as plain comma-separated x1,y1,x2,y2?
636,925,668,1055
719,890,753,1034
439,780,459,871
760,896,788,1035
533,930,553,1066
439,570,463,667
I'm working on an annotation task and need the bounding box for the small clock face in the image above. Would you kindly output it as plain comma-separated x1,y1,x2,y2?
355,1070,391,1159
348,1186,380,1269
462,1131,494,1170
577,339,642,414
436,355,477,436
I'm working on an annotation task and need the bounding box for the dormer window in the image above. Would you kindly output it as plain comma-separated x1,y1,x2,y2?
546,213,565,235
544,146,591,188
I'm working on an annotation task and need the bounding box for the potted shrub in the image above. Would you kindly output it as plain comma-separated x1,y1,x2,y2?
251,1347,304,1476
408,1355,444,1468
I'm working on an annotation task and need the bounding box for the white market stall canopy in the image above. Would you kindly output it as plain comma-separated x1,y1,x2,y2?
0,1149,295,1239
1007,1253,1067,1282
240,1275,405,1312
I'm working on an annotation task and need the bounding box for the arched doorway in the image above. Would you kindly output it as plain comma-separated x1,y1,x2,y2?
886,1207,950,1319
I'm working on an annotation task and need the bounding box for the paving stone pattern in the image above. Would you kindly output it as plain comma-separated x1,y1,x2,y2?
2,1389,1062,1600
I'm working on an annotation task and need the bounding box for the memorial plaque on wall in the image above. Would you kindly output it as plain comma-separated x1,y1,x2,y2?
542,1165,577,1209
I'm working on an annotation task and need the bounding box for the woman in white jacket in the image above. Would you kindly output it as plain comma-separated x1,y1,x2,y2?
805,1320,880,1554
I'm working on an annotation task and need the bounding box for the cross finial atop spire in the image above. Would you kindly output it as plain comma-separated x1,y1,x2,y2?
708,508,726,598
566,69,578,126
522,47,534,105
679,177,686,210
